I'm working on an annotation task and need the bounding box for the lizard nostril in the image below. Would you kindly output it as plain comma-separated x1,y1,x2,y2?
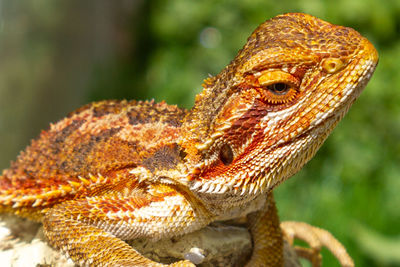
321,58,346,74
219,144,234,165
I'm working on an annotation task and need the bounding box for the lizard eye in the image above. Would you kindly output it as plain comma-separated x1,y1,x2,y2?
267,83,290,95
219,144,233,165
259,83,297,104
257,70,301,105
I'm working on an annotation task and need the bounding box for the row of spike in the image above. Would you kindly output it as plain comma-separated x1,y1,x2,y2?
0,173,109,208
190,173,275,196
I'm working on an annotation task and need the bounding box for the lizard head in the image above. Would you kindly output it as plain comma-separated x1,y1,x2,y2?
180,13,378,196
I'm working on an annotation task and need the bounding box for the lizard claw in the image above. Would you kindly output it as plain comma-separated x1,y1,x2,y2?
281,221,354,267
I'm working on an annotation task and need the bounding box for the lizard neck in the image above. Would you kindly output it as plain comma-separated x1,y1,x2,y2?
195,190,267,220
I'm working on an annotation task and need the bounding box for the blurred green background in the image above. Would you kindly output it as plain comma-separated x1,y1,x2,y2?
0,1,399,266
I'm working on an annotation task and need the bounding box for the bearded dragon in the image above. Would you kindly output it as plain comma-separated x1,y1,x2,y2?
0,13,378,266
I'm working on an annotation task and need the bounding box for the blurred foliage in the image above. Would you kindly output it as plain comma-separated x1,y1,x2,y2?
351,222,400,266
0,0,399,266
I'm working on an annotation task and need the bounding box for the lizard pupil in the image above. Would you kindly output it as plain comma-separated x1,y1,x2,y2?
268,83,289,95
219,144,233,165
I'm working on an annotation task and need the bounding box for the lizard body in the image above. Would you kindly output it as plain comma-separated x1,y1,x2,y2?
0,13,378,266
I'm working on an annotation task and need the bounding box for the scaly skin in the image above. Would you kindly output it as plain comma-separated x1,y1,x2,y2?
0,13,378,266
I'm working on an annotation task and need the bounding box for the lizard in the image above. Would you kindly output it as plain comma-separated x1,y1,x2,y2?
0,13,378,266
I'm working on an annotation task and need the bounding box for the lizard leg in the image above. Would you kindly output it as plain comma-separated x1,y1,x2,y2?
281,221,354,267
43,188,210,266
245,192,284,267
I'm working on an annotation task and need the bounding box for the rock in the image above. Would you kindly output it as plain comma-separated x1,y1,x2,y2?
0,215,300,267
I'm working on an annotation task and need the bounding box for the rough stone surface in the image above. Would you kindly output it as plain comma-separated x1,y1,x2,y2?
130,223,253,267
0,214,73,267
0,215,300,267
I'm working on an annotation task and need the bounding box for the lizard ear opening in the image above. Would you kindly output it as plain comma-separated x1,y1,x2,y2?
219,144,234,165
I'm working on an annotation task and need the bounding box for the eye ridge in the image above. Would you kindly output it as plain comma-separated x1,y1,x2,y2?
267,83,290,95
